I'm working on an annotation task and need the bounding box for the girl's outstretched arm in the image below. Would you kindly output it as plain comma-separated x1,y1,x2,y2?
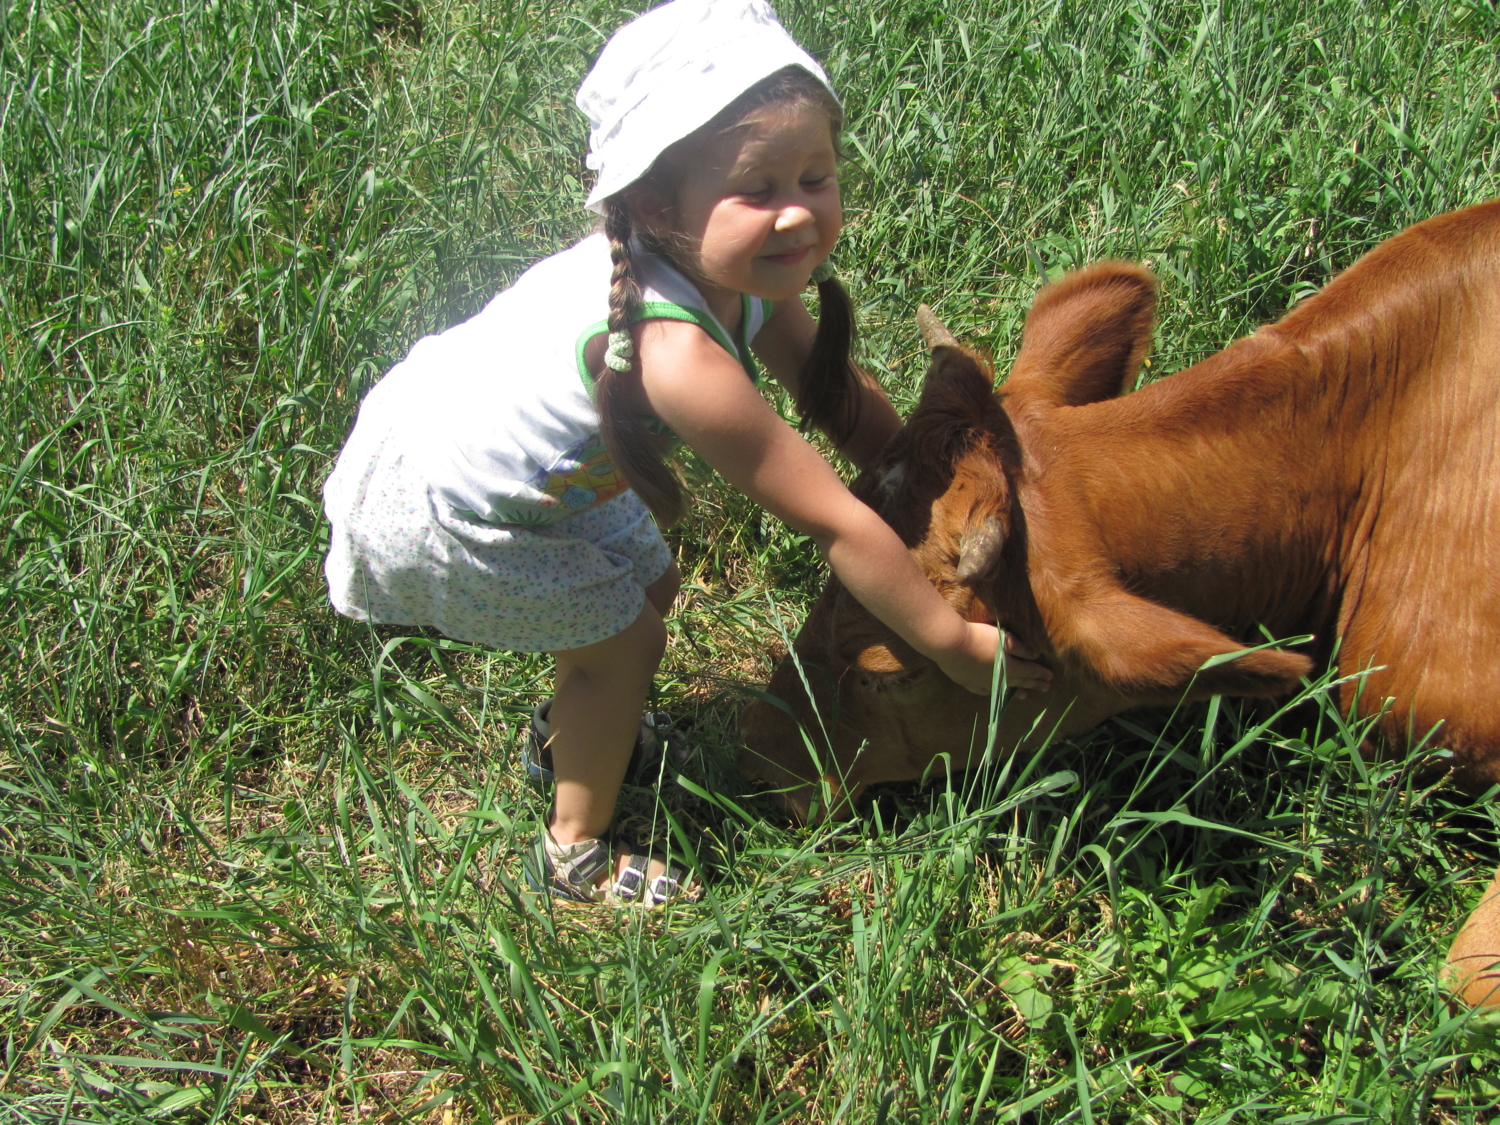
751,296,902,471
636,319,1050,696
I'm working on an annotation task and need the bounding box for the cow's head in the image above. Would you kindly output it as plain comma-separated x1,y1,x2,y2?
739,263,1312,819
737,337,1039,819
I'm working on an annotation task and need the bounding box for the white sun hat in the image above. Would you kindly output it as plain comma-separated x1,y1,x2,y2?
576,0,839,213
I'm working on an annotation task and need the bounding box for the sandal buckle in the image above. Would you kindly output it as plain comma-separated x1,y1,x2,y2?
612,866,646,901
611,853,653,902
648,874,680,903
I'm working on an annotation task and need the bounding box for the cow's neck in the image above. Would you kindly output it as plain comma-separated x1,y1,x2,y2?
1011,329,1351,639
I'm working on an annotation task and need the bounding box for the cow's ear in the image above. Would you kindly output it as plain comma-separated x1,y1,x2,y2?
1045,580,1312,698
1007,263,1157,407
915,345,996,422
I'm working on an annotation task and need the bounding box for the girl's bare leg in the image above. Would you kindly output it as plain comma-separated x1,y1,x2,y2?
545,563,681,882
547,604,665,845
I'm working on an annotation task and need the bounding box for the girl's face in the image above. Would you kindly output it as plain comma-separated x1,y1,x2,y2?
642,102,842,317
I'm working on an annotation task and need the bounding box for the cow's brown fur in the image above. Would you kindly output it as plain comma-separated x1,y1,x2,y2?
739,200,1500,1006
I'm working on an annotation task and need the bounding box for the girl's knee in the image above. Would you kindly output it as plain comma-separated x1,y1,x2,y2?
554,601,666,676
634,601,669,664
646,561,681,618
598,608,665,691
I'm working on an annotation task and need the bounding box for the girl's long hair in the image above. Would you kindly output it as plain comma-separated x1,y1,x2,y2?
596,66,865,527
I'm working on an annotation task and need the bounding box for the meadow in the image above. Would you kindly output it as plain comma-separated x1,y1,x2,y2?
3,0,1500,1120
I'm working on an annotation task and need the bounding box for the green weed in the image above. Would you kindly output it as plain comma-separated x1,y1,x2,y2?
3,0,1500,1121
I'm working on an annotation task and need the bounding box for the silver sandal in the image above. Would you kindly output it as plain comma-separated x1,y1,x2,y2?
534,828,695,906
609,849,692,905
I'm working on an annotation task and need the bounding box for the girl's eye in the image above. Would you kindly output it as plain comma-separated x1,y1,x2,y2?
802,174,834,189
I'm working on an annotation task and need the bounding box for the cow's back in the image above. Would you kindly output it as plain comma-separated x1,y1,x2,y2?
1281,202,1500,781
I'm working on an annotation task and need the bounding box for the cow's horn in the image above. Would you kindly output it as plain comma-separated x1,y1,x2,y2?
957,517,1004,584
917,304,957,350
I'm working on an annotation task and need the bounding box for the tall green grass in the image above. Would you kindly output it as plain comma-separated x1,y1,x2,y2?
3,0,1500,1120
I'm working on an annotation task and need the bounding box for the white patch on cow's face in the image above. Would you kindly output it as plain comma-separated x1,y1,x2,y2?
878,462,906,498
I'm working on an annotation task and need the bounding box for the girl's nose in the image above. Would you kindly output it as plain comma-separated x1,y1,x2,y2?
774,205,815,232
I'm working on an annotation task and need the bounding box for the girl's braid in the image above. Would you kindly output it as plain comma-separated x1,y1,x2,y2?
605,201,644,357
596,198,685,526
793,272,865,448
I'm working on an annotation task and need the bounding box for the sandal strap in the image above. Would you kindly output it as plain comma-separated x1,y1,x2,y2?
648,866,686,904
608,848,693,905
610,852,652,902
540,831,609,902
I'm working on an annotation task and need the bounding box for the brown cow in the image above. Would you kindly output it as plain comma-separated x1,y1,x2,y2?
739,199,1500,1006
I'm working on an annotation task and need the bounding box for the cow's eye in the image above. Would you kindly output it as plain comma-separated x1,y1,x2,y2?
855,666,926,692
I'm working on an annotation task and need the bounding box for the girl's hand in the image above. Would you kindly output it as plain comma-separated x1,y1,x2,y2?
935,623,1054,697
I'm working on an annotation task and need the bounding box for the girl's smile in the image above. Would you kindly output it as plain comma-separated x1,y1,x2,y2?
761,245,814,266
637,101,842,328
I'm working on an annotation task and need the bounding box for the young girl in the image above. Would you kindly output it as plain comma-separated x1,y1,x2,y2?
324,0,1050,905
